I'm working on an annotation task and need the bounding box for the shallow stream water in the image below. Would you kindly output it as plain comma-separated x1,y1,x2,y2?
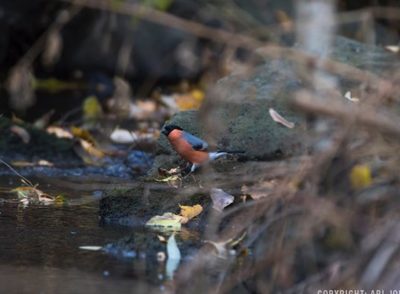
0,176,161,294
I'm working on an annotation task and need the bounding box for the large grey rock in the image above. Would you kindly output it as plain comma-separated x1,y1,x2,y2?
158,96,306,160
156,36,400,167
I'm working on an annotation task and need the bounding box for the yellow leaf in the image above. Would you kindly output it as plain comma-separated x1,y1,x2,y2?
55,194,67,205
71,127,95,143
191,89,205,101
175,89,205,111
83,96,102,120
350,164,372,189
32,78,81,92
79,139,105,158
179,204,203,223
145,213,184,231
11,186,42,199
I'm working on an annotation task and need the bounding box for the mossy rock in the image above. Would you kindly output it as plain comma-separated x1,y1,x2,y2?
155,36,400,171
99,184,211,227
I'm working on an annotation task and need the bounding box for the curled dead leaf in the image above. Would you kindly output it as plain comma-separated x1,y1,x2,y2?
10,125,30,144
47,126,73,139
344,91,360,102
269,108,295,128
241,180,278,200
210,188,234,212
385,45,399,53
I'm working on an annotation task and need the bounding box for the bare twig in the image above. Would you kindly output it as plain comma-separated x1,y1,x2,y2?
63,0,263,50
293,91,400,137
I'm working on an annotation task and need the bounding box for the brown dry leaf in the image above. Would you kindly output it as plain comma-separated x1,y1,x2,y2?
129,100,157,120
46,126,73,139
11,160,53,167
71,127,96,144
269,108,295,128
73,138,106,166
79,139,105,159
210,188,235,212
275,10,293,32
11,161,35,167
241,180,278,200
10,125,30,144
179,204,203,224
158,167,181,177
11,114,25,124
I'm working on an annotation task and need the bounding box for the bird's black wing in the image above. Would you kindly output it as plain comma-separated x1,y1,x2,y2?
182,131,208,151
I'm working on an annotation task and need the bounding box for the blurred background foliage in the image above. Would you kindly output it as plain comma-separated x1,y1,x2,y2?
0,0,399,121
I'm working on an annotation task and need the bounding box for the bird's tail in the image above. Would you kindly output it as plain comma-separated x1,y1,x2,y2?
219,150,245,154
209,150,245,160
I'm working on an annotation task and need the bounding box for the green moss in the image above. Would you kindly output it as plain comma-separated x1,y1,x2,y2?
100,183,211,226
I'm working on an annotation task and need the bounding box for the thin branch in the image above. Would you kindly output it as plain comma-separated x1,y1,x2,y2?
293,91,400,137
63,0,263,50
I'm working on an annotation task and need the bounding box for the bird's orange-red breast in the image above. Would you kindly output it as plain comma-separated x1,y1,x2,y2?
167,129,209,164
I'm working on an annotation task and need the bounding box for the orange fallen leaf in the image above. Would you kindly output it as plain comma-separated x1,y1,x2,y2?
175,89,204,110
179,204,203,224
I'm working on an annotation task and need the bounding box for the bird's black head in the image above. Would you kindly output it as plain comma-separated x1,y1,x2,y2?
161,124,183,136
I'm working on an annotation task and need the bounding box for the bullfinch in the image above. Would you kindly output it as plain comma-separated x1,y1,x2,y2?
161,124,243,173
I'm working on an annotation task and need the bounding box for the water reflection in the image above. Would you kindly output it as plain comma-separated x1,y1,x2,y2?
0,176,162,293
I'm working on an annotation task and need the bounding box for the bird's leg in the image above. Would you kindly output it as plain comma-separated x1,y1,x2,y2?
181,162,193,177
190,163,199,173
